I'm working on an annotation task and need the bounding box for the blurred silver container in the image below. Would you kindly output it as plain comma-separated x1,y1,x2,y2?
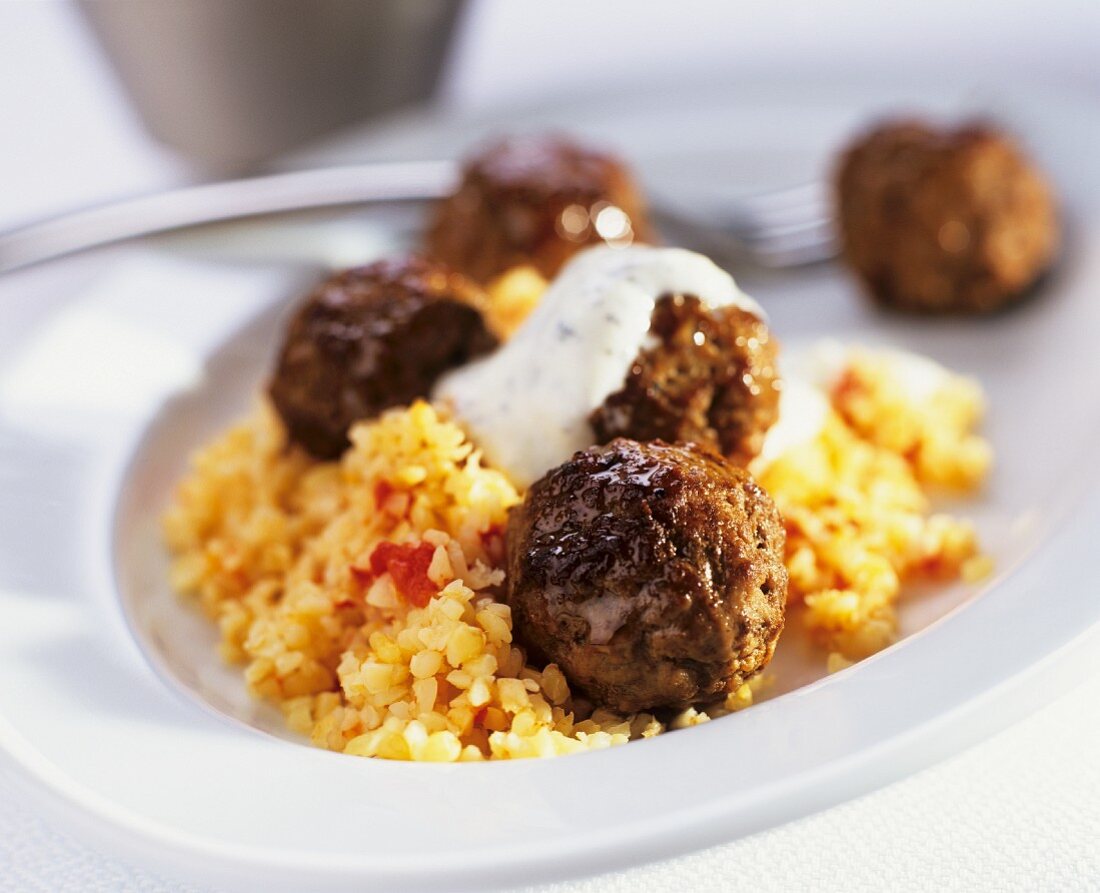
78,0,465,172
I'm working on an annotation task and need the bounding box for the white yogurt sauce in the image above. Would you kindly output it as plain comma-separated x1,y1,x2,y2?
799,339,950,403
753,378,830,467
874,348,951,402
433,245,763,488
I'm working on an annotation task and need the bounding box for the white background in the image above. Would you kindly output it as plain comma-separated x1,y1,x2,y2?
4,0,1099,229
1,1,1099,890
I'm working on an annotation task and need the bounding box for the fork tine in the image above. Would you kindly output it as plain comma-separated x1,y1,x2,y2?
735,214,834,243
750,226,838,268
652,201,838,270
730,186,832,229
642,179,841,269
735,181,826,211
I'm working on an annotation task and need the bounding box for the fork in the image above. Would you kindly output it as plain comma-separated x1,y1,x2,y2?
0,160,838,275
651,180,837,269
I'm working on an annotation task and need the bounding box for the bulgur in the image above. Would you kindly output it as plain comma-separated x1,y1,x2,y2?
164,276,992,760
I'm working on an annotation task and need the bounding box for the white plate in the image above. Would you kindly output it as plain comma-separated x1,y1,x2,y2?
1,80,1099,892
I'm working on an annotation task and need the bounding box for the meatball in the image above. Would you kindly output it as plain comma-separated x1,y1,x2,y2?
269,255,498,459
506,438,787,714
836,120,1059,313
426,135,653,284
589,294,780,467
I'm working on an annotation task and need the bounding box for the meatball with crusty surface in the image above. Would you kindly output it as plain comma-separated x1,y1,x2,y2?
427,135,653,284
269,255,497,459
836,120,1059,314
590,293,781,467
506,438,787,714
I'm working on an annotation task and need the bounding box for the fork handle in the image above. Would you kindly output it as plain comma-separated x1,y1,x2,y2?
0,161,458,274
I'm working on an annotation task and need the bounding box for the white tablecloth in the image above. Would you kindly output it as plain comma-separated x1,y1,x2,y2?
4,667,1098,892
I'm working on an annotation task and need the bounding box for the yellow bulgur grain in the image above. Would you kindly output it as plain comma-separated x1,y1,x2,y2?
409,650,443,679
539,664,569,705
446,625,485,667
962,554,996,583
483,265,548,338
468,677,492,708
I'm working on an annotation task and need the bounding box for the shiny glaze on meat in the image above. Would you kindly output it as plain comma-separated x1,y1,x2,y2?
591,293,780,466
270,255,497,458
427,135,654,284
506,438,787,713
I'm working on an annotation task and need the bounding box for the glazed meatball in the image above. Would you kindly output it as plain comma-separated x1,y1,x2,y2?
427,135,653,284
269,255,497,459
836,120,1059,313
589,294,780,467
506,439,787,714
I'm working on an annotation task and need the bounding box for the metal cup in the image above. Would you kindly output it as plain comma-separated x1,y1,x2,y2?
77,0,465,173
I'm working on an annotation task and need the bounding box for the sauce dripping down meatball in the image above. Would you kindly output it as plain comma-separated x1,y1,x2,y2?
433,245,773,487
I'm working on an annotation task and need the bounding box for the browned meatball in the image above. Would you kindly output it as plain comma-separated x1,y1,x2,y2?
506,438,787,714
589,295,780,467
269,255,497,459
836,120,1059,313
426,135,653,284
